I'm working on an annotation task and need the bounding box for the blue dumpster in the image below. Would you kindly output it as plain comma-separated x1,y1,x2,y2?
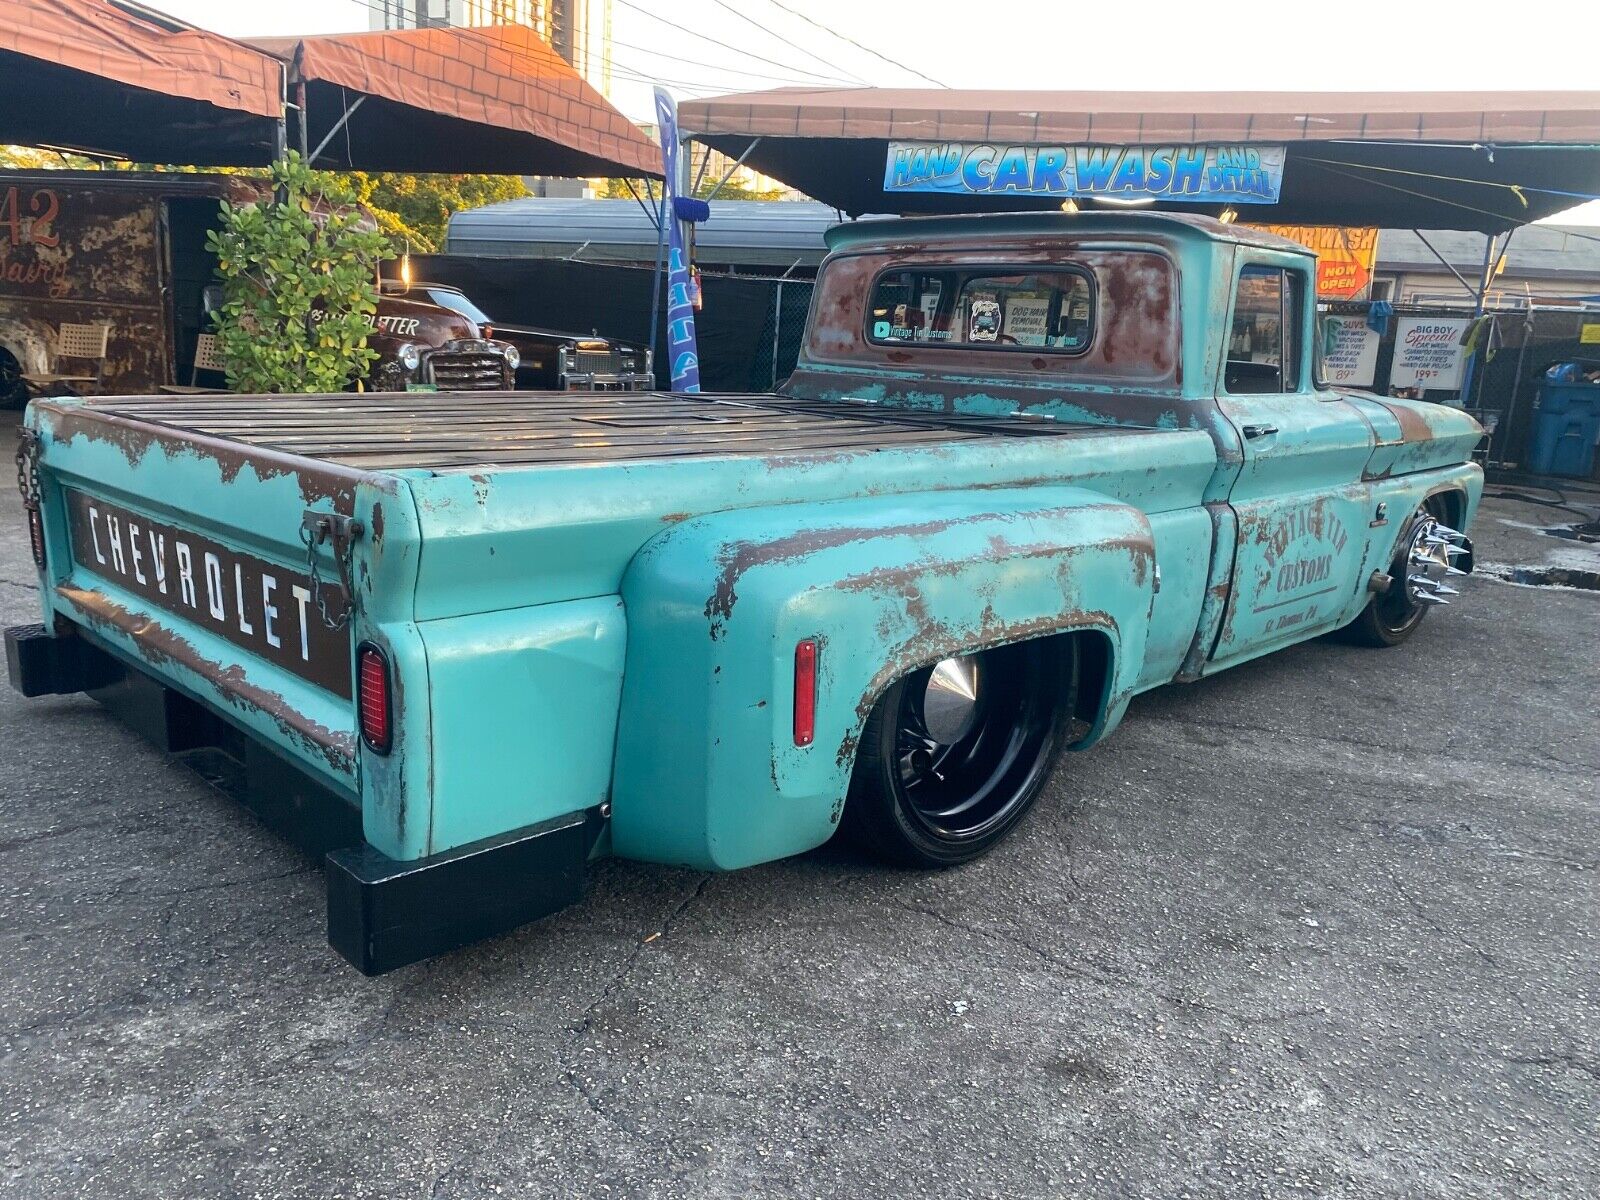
1529,363,1600,478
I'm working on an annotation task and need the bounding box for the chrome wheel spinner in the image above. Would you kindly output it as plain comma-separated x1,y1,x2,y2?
1406,517,1472,606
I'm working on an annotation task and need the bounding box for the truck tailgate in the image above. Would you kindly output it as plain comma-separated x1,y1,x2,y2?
26,397,400,793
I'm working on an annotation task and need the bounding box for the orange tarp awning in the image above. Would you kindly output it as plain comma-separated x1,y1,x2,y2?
253,25,661,178
0,0,281,118
0,0,283,163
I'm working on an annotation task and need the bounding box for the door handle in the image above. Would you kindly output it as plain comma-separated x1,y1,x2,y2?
1242,423,1279,439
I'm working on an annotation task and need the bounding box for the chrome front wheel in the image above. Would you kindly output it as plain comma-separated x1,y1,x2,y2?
1349,503,1472,647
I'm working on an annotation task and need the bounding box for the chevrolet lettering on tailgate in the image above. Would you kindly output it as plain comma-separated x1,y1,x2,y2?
64,490,351,697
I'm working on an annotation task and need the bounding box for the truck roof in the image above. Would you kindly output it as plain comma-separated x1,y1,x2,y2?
823,210,1311,256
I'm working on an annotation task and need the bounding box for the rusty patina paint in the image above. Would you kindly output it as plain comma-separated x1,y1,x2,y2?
703,505,1127,637
59,584,356,779
792,240,1183,401
37,401,365,513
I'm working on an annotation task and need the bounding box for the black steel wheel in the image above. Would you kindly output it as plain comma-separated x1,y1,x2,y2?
840,637,1077,867
1345,497,1468,647
0,349,27,411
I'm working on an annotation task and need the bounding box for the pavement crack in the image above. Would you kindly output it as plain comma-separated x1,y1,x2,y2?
555,873,715,1137
63,863,316,903
1503,1052,1600,1080
1382,866,1498,966
889,898,1125,987
0,817,125,854
569,872,713,1036
0,575,37,592
888,898,1328,1027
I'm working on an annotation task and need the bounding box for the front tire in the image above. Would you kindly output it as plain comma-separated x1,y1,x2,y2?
1345,498,1465,647
840,638,1077,867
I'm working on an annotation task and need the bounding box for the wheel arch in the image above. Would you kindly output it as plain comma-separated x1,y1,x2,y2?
850,623,1117,754
0,318,53,377
1424,483,1467,529
610,489,1155,870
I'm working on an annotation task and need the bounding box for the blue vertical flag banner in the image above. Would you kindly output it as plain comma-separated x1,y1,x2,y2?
884,141,1287,203
653,88,701,392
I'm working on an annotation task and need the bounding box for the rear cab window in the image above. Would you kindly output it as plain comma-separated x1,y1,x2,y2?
867,267,1094,354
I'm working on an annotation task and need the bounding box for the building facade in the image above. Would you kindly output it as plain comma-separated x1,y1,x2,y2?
1373,225,1600,309
367,0,613,97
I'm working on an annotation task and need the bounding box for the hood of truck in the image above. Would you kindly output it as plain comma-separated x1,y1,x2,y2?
1334,389,1484,479
367,294,479,349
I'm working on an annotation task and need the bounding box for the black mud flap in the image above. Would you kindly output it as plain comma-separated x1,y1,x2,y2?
11,621,596,975
326,812,595,976
6,622,120,697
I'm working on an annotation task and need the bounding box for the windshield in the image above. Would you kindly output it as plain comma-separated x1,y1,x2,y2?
424,288,492,327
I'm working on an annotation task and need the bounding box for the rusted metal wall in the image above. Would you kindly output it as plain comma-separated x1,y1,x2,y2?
0,174,175,392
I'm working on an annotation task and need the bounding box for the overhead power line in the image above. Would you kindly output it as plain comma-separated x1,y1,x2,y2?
331,0,853,96
703,0,870,86
608,32,859,88
756,0,949,87
610,0,862,87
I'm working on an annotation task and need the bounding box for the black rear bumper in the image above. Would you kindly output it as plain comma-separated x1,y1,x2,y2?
6,622,594,975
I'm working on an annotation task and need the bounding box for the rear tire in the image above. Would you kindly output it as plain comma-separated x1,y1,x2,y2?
840,637,1078,868
0,349,27,411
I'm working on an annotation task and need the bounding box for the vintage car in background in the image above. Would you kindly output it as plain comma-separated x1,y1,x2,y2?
8,213,1482,974
0,170,516,404
382,279,653,391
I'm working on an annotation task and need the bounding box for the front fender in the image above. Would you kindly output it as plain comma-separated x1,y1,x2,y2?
610,488,1155,870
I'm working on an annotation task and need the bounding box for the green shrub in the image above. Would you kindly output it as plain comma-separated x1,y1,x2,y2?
205,152,392,393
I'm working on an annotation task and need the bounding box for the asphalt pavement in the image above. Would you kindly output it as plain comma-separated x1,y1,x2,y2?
1,410,1595,1199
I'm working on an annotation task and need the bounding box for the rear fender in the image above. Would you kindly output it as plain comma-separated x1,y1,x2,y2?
611,488,1155,870
0,318,52,377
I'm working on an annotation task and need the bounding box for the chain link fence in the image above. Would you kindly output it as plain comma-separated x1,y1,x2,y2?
748,279,816,390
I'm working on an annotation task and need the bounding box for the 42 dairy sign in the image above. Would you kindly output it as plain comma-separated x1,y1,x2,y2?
885,142,1285,203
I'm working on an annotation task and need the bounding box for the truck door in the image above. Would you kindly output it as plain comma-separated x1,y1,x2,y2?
1209,262,1374,667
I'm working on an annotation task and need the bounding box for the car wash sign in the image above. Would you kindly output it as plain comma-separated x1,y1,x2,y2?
884,142,1285,204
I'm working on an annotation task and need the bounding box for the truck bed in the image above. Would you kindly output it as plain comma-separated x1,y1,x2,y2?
81,390,1129,471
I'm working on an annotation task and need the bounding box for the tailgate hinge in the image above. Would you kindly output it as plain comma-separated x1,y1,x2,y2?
300,510,365,631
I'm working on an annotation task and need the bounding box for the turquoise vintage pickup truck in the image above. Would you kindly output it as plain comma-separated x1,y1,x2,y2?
8,213,1481,973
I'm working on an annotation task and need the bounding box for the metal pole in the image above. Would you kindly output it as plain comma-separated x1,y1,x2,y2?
769,281,783,389
1459,228,1516,408
621,178,661,231
273,65,288,161
647,178,667,377
1412,230,1479,298
1475,228,1514,318
702,138,764,202
308,94,366,166
1495,307,1536,466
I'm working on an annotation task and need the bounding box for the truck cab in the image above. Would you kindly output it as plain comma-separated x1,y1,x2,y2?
7,212,1482,973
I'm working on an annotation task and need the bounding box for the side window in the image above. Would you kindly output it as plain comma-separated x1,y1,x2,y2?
1225,266,1305,394
867,268,1094,354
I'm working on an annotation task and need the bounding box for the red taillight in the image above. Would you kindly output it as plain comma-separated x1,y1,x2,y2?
357,643,392,754
27,508,46,570
793,638,817,747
